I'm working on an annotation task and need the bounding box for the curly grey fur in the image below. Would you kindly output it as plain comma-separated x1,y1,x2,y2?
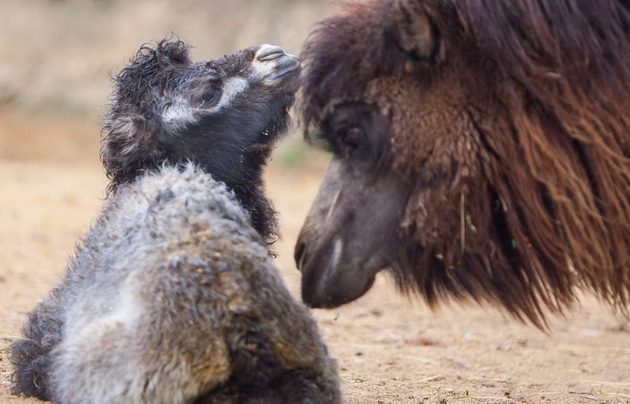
11,40,340,404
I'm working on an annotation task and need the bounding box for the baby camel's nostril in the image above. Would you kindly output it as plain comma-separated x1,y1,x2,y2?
256,44,286,62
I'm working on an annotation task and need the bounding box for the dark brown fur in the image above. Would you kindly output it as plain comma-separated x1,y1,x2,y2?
297,0,630,328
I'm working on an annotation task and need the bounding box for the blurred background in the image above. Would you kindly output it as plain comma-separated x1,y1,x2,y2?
0,0,336,164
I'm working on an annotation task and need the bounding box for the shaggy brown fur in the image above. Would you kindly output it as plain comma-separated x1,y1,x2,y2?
296,0,630,328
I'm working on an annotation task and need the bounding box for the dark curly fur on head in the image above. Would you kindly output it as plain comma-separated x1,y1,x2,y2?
295,0,630,328
101,39,299,243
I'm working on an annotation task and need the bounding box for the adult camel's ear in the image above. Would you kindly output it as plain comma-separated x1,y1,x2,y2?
392,0,437,60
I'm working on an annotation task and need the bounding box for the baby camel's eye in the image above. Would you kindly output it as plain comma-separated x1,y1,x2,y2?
196,87,222,109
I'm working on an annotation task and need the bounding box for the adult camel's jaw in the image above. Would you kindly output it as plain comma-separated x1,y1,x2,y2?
294,159,406,308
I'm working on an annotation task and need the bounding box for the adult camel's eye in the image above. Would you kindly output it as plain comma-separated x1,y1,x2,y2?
339,127,365,157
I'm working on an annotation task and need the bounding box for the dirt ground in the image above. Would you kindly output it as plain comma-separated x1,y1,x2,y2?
0,108,629,404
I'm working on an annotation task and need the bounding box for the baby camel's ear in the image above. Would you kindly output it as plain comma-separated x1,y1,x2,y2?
154,40,192,67
100,114,160,193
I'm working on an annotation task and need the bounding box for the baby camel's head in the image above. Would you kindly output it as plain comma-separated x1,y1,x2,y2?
101,39,301,241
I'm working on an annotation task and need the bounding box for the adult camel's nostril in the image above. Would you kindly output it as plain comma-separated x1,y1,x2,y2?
256,44,286,62
294,240,307,273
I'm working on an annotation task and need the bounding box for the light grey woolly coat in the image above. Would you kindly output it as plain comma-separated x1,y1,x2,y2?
20,164,339,404
11,39,340,404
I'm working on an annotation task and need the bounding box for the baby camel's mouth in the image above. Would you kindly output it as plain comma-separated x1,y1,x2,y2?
270,61,301,81
254,44,302,85
266,56,301,83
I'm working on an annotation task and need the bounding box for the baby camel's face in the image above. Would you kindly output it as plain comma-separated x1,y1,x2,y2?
102,41,301,199
161,45,301,134
160,45,301,168
157,44,301,186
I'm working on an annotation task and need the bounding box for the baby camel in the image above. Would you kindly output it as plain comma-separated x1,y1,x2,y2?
11,39,340,404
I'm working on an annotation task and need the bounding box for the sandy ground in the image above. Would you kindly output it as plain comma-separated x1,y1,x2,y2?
0,110,629,404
